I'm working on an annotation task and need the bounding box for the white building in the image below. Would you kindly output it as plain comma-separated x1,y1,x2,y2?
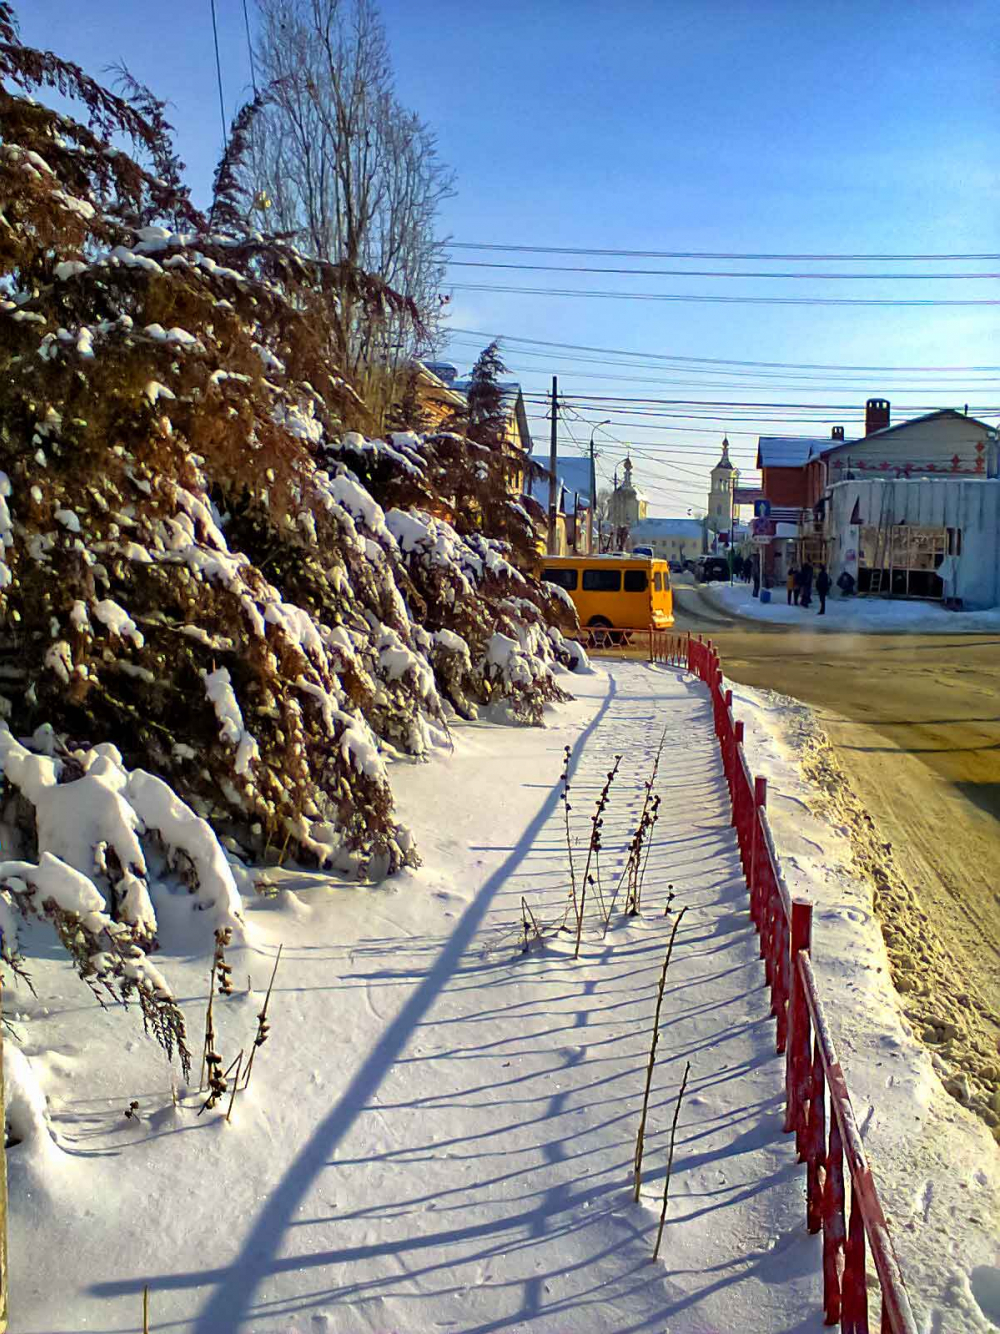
629,517,705,563
826,478,1000,608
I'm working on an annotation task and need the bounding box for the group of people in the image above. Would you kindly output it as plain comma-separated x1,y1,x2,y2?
786,562,832,614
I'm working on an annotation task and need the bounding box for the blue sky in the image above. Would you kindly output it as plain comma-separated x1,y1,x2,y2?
16,0,1000,514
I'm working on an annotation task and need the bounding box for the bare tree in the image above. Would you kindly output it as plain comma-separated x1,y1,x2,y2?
247,0,454,421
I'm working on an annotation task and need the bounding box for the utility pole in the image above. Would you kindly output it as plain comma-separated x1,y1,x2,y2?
588,418,609,555
547,375,559,554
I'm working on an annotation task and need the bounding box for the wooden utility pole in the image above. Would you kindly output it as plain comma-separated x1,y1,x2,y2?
547,375,559,554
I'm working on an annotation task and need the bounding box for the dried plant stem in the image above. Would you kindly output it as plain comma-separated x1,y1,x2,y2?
142,1285,149,1334
243,944,282,1090
575,756,622,959
560,744,579,927
633,907,688,1202
226,1050,244,1122
520,897,544,953
653,1061,691,1260
199,959,218,1092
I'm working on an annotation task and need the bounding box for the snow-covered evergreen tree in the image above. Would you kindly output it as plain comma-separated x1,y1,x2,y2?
0,4,586,1066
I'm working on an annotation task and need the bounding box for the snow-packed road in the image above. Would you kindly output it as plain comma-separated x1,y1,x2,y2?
11,662,824,1333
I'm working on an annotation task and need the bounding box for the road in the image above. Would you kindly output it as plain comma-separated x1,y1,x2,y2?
672,579,1000,1116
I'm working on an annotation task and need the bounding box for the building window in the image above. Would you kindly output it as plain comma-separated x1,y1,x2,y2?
582,568,621,592
623,570,647,593
542,567,578,590
858,525,948,598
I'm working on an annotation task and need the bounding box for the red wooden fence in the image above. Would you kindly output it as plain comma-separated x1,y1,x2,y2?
684,631,918,1333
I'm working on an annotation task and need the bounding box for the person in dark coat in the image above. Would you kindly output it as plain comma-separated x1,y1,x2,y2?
792,566,803,605
816,564,831,615
751,555,761,597
837,569,856,596
733,555,744,581
799,560,814,608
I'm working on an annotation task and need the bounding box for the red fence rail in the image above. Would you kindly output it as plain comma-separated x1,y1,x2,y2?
683,631,918,1333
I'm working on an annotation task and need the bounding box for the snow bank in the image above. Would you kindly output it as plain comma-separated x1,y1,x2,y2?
731,681,1000,1331
704,580,1000,633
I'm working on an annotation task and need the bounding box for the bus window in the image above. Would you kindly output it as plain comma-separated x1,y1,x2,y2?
623,569,648,592
653,571,662,592
582,568,621,592
543,567,578,590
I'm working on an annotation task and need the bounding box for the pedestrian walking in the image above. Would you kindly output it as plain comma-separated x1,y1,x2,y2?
837,570,856,597
751,555,761,597
786,566,797,605
733,555,744,581
800,560,814,608
816,564,831,615
792,566,803,605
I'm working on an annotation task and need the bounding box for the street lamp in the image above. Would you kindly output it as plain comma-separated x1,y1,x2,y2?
589,419,611,553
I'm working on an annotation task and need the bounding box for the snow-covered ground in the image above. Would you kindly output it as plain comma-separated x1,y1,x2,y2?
5,661,999,1332
731,682,1000,1331
9,662,824,1333
702,580,1000,633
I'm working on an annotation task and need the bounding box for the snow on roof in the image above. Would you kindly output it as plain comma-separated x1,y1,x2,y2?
756,436,851,468
527,454,592,509
630,517,704,540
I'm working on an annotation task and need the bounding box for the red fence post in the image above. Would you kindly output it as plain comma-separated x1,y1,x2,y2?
749,777,767,926
785,901,812,1137
806,1042,826,1234
824,1114,847,1326
844,1189,870,1332
733,721,744,828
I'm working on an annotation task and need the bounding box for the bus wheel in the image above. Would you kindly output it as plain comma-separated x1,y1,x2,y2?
587,617,615,649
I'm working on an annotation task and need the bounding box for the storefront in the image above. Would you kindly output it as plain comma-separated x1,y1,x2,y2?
825,478,1000,610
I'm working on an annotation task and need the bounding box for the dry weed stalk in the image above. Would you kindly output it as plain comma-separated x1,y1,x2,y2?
243,944,282,1091
653,1061,691,1261
198,957,218,1092
142,1285,149,1334
633,906,688,1201
226,1050,244,1122
520,897,544,954
560,744,579,928
575,756,622,959
214,927,234,996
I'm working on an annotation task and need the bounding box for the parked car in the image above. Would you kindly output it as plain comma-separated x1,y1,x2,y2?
694,556,730,583
631,544,654,559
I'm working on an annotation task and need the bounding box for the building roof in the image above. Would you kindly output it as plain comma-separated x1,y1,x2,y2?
527,453,592,509
755,435,849,468
820,408,995,457
630,517,704,540
413,361,466,408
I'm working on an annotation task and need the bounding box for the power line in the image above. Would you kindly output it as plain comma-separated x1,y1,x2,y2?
449,282,1000,308
447,328,1000,374
243,0,258,97
447,260,1000,281
445,242,1000,262
522,393,999,412
446,335,1000,391
209,0,227,147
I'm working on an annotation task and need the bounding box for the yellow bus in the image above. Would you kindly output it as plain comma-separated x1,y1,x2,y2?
540,555,674,633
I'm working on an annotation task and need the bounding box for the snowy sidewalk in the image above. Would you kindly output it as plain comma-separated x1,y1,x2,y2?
12,663,822,1332
701,578,1000,633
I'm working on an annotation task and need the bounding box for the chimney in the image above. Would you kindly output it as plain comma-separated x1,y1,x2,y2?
831,426,845,441
865,398,890,435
